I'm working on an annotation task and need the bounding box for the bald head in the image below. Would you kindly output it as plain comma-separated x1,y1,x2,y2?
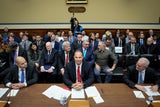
45,42,52,51
16,56,27,68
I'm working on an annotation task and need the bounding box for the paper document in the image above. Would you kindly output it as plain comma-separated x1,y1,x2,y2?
7,89,19,97
93,96,104,104
0,88,9,98
71,88,85,98
85,86,100,98
85,86,104,104
133,91,145,98
42,85,71,100
144,86,160,96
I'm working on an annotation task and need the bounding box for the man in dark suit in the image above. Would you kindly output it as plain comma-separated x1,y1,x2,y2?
80,40,94,65
89,32,98,52
50,33,59,50
114,33,125,47
72,34,83,52
125,36,140,55
9,42,28,66
34,34,45,51
123,57,160,92
58,41,74,75
63,50,94,90
3,56,38,89
39,42,58,83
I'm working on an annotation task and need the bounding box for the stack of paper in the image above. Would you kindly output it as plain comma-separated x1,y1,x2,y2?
42,85,71,100
0,88,8,98
71,88,85,99
144,86,160,96
85,86,104,104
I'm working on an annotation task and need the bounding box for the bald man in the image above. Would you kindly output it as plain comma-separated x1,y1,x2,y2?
4,56,38,89
63,50,94,90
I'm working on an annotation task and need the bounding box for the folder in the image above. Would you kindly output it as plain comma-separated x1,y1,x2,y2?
68,100,90,107
0,101,9,107
149,102,160,107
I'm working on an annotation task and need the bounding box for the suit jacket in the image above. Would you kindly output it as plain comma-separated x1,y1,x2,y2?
20,40,32,51
58,50,74,70
89,40,98,52
4,62,38,86
72,40,82,52
40,48,58,69
123,65,159,88
114,36,125,47
125,42,140,55
140,44,158,55
79,48,94,65
50,40,59,50
63,60,94,88
9,46,28,66
35,40,45,51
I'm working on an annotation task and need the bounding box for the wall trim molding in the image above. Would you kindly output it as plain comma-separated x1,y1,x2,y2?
0,23,160,29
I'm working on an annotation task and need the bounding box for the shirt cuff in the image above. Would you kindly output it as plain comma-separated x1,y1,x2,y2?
6,82,12,88
24,82,27,87
60,68,64,71
51,66,55,69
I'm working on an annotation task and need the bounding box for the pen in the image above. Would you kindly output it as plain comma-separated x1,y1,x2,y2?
101,88,104,94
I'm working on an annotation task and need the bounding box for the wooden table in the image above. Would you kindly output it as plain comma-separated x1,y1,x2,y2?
0,83,159,107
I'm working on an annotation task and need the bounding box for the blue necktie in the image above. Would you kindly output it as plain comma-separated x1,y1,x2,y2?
21,69,24,83
83,49,86,58
138,71,143,84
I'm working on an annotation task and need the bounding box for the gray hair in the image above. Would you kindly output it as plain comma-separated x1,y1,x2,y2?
62,41,70,50
138,57,150,67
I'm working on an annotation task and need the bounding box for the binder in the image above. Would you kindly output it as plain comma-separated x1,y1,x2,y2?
68,100,90,107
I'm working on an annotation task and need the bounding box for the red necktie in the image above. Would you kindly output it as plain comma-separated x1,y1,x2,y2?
77,65,81,82
65,53,69,65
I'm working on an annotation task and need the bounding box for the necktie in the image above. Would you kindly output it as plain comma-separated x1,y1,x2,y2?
140,39,143,47
138,71,143,84
83,49,86,58
48,51,50,62
21,69,25,83
65,53,69,65
14,51,17,65
77,65,81,82
24,41,26,50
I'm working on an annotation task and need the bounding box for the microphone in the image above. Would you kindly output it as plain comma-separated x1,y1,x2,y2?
6,88,12,105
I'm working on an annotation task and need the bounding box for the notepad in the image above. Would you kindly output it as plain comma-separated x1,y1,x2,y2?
0,88,9,98
133,91,145,98
7,89,19,97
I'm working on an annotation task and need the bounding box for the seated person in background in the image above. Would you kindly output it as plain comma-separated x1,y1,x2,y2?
63,50,94,90
3,56,38,89
58,41,74,75
94,41,117,83
123,57,160,92
27,43,41,68
140,37,158,55
9,42,28,66
80,40,94,65
105,36,115,53
125,36,140,55
39,42,58,83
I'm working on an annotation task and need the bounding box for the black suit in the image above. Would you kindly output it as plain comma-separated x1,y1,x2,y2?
140,44,158,54
72,40,82,52
123,65,159,88
40,48,58,69
125,42,140,55
63,61,94,88
4,62,38,86
58,50,74,70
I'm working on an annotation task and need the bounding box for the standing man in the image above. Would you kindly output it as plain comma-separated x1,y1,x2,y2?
4,56,38,89
123,57,160,92
63,50,94,90
94,41,117,83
